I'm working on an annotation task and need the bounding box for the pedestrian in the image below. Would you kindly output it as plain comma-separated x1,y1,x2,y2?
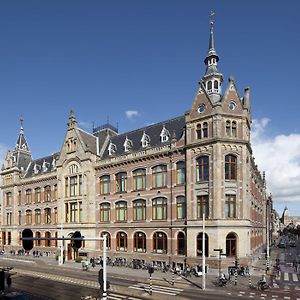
7,275,12,291
92,258,96,268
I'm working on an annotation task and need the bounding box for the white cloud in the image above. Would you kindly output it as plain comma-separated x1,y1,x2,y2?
125,110,139,120
251,118,300,215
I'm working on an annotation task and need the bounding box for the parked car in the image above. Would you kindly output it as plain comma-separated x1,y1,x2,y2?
278,242,286,248
289,240,296,247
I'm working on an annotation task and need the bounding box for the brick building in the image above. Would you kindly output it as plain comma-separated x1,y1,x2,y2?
0,18,268,269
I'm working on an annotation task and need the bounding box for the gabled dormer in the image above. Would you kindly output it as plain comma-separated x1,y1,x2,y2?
123,136,133,152
108,142,117,156
141,131,150,148
160,125,170,143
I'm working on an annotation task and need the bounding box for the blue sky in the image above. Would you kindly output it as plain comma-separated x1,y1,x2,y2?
1,0,300,216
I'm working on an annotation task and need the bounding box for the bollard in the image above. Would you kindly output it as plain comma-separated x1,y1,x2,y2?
149,273,152,295
234,269,238,286
172,269,175,286
248,274,251,287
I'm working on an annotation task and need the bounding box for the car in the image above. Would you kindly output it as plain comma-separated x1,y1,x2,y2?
289,240,296,247
278,242,286,248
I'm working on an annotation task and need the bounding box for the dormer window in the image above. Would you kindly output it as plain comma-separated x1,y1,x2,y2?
52,157,56,170
141,131,150,148
42,160,50,172
123,137,133,152
160,125,170,143
33,164,40,174
108,142,117,156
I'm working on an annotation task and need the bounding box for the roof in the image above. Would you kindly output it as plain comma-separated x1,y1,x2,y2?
77,129,97,154
102,115,185,158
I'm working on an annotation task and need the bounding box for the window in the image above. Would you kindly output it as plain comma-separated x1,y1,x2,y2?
225,194,236,218
202,122,208,138
44,186,51,202
115,172,127,193
177,232,186,255
133,169,146,191
196,122,208,139
44,208,51,224
6,213,12,225
197,233,209,257
141,132,150,148
115,201,127,222
6,192,12,206
176,196,186,219
133,200,146,221
69,202,81,223
197,195,209,218
225,155,237,180
226,120,237,137
123,137,133,152
134,232,146,253
196,124,202,139
100,175,110,195
35,209,41,224
108,142,117,156
100,203,111,222
176,161,185,185
45,232,51,247
53,185,58,200
35,188,41,203
160,126,170,142
35,232,41,247
153,232,167,254
207,80,212,92
226,233,237,257
65,174,82,197
226,120,231,136
152,197,167,220
232,121,237,137
18,191,21,206
26,210,32,225
100,232,111,250
69,164,79,174
152,165,167,188
54,207,58,224
18,211,21,225
214,80,218,89
25,189,32,204
116,232,127,251
196,156,209,182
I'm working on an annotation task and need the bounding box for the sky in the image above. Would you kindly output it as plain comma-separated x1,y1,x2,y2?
0,0,300,216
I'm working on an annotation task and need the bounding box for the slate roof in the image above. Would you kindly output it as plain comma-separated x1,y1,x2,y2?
24,153,59,178
78,129,97,154
102,115,185,159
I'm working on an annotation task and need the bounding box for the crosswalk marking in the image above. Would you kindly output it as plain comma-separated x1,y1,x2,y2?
129,282,183,296
284,272,289,281
293,273,298,281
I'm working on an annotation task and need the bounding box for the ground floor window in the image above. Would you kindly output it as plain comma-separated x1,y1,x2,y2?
226,233,237,256
153,232,167,254
197,233,209,257
133,232,146,253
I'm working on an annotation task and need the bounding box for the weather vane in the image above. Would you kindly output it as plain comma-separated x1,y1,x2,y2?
20,116,24,128
210,11,215,28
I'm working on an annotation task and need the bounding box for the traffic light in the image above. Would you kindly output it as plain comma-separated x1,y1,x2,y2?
72,231,82,249
22,228,33,251
98,268,110,291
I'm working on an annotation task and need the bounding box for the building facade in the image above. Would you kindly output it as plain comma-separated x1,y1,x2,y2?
0,19,268,269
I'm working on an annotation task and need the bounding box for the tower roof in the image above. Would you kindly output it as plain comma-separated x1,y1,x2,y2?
14,120,30,153
204,11,219,65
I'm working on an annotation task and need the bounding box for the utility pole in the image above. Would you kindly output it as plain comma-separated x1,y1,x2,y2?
202,213,206,290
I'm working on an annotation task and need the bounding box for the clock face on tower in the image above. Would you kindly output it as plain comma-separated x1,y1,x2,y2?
228,101,237,111
197,104,206,113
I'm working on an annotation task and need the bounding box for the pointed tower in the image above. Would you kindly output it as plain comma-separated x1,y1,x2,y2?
11,118,32,171
202,11,223,103
67,110,78,130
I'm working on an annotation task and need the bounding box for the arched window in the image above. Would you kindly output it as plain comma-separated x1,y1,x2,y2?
232,121,237,137
115,172,127,193
115,201,127,222
214,80,218,90
25,210,32,225
177,232,186,255
35,232,41,247
44,208,51,224
45,232,51,247
176,196,186,219
226,233,237,257
197,233,209,257
226,120,231,136
116,232,127,251
133,169,146,191
153,232,167,254
100,203,110,222
196,156,209,182
134,232,146,253
25,189,32,204
100,175,110,195
196,124,202,140
133,199,146,221
101,232,111,250
207,81,212,92
152,165,167,188
202,122,208,138
152,197,167,220
35,209,41,224
176,161,186,185
225,155,237,180
44,185,51,202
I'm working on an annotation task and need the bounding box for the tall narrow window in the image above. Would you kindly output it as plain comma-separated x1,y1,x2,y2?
133,169,146,191
45,208,51,224
134,232,146,253
177,232,186,255
152,197,167,220
196,156,209,182
100,232,111,250
54,207,58,224
153,232,167,254
115,172,127,193
45,232,51,247
44,186,51,202
18,211,21,225
197,195,209,218
202,122,208,138
35,188,41,203
226,120,231,136
232,121,237,137
100,203,111,222
35,232,41,247
100,175,110,195
35,209,41,224
196,124,202,139
226,233,237,256
53,185,58,200
70,176,78,196
225,155,237,180
116,232,127,251
176,196,186,219
25,189,32,204
152,165,167,188
176,161,185,185
133,200,146,221
26,210,32,225
18,191,21,206
225,194,236,218
6,192,12,206
197,233,209,257
115,201,127,222
70,202,78,222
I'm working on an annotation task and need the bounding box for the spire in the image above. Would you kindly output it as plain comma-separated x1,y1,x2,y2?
15,117,30,152
67,110,78,130
202,11,223,103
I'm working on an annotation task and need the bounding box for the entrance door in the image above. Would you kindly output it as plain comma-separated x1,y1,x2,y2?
67,244,72,260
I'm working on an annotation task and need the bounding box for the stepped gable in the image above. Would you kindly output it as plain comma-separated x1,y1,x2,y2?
102,115,185,158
